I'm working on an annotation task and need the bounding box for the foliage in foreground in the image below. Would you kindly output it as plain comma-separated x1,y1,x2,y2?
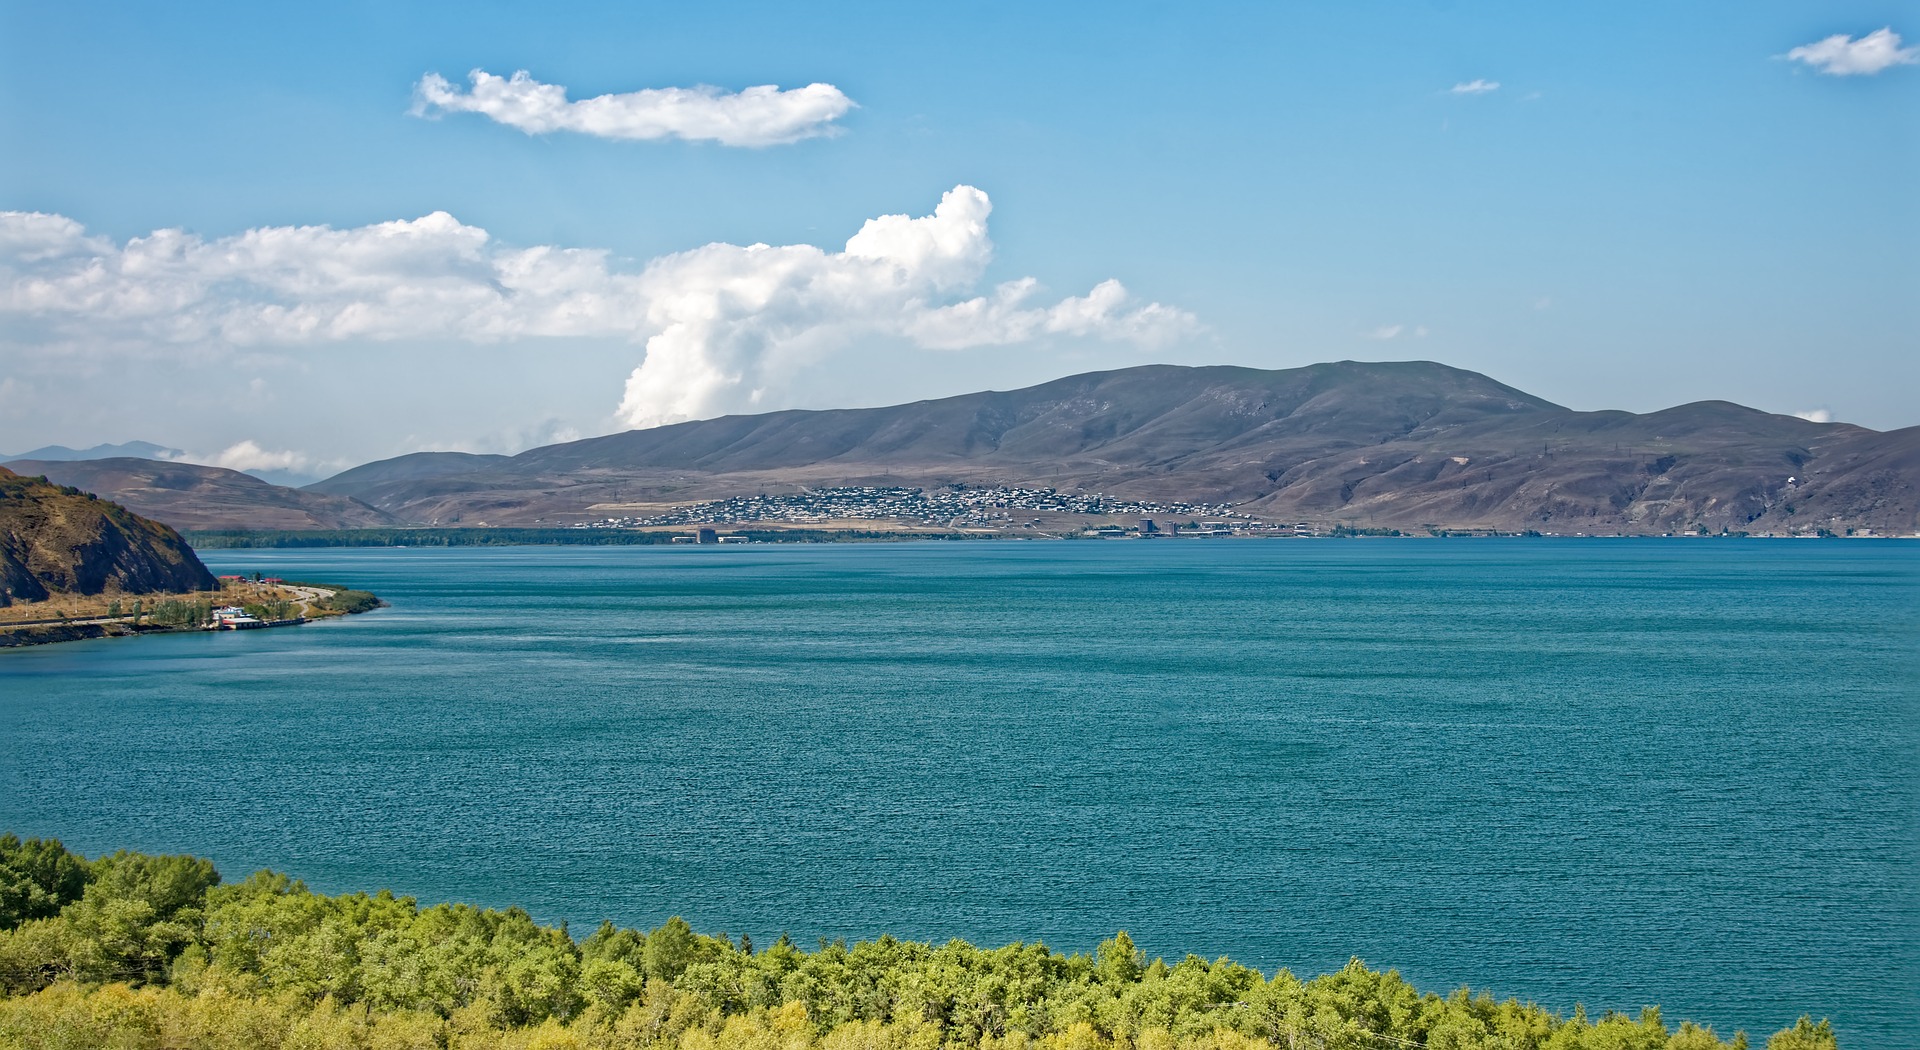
0,836,1836,1050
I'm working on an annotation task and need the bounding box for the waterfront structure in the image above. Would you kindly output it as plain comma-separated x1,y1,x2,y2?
211,606,263,629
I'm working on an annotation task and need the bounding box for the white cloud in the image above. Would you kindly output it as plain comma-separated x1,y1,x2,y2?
413,69,855,146
1793,408,1834,423
207,440,310,473
152,440,331,476
1449,79,1500,95
612,188,1195,425
0,187,1197,429
1783,27,1918,76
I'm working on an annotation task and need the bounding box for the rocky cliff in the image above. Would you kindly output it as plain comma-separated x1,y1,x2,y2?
0,467,217,606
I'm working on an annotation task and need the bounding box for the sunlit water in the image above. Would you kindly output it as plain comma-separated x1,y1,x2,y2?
3,540,1915,1046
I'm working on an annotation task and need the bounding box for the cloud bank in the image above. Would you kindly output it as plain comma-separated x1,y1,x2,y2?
1,188,1197,428
1783,27,1918,76
413,69,855,146
146,440,326,479
202,440,312,473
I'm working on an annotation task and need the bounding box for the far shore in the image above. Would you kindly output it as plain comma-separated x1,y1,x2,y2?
178,525,1919,549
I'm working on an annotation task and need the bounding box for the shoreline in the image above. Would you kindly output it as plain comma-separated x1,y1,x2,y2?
182,526,1920,548
0,580,384,650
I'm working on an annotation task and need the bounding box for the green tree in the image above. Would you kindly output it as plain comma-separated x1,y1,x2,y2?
58,851,218,985
646,916,700,982
0,836,89,930
1766,1017,1836,1050
1094,932,1143,986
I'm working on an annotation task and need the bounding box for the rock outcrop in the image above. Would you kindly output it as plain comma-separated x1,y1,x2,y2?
0,467,216,606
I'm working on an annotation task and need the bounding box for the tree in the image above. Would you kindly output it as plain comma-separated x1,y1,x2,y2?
645,917,699,982
0,836,89,930
1766,1017,1836,1050
1094,932,1143,986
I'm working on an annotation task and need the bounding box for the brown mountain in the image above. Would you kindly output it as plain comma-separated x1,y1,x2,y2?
308,361,1917,535
4,459,397,532
0,467,216,606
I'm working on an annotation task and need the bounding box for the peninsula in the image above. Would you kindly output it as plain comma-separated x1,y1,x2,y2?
0,467,379,648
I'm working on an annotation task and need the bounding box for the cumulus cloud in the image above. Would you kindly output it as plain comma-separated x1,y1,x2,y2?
1783,27,1918,76
1793,408,1834,423
151,440,326,477
611,187,1195,426
413,69,855,146
1449,79,1500,95
207,440,310,473
1,187,1197,428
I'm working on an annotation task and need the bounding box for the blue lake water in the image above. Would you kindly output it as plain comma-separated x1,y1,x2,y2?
3,540,1916,1046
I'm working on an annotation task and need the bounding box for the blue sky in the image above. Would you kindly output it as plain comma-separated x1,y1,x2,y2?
2,2,1915,475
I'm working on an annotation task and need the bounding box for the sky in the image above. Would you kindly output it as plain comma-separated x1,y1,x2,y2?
2,1,1915,479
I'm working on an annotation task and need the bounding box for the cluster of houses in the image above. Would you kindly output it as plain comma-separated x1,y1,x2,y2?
576,485,1239,532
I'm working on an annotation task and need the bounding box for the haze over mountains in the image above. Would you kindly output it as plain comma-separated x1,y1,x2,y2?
3,459,396,532
0,441,321,488
3,441,187,463
12,362,1918,536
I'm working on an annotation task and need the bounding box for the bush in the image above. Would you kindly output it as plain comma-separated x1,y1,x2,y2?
319,589,382,615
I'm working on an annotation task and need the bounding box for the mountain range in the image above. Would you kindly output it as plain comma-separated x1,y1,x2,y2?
11,361,1918,535
1,459,396,531
0,441,319,488
4,441,186,463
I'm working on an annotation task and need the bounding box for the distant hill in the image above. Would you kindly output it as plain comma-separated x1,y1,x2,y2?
305,451,512,507
313,361,1919,536
0,441,320,487
0,466,216,605
24,363,1913,534
4,440,185,462
5,459,397,532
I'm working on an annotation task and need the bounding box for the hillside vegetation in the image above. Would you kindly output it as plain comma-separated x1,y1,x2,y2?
0,837,1835,1050
0,467,215,606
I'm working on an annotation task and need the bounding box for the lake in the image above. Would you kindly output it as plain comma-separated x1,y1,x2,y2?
3,540,1915,1046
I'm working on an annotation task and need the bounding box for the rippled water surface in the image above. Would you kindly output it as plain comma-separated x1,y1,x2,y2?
4,541,1916,1046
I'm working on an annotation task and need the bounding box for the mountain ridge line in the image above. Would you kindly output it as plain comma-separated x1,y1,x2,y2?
10,361,1917,535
